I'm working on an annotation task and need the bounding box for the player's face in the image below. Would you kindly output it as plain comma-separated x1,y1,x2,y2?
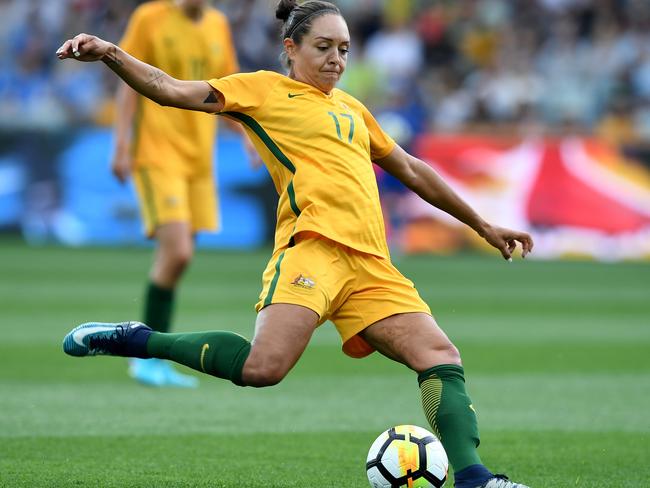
285,14,350,93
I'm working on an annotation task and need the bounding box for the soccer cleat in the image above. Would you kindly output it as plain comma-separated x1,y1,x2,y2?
475,474,530,488
63,321,152,358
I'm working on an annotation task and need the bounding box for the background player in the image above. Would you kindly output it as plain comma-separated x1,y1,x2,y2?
111,0,239,387
58,1,533,486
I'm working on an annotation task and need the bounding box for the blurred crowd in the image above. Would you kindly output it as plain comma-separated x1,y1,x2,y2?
2,0,650,158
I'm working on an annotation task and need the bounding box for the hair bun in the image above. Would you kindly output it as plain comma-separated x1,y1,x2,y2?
275,0,299,22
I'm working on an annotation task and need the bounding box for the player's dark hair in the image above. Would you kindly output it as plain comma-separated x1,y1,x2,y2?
276,0,341,45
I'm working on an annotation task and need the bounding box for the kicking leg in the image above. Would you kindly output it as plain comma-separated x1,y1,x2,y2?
63,303,319,388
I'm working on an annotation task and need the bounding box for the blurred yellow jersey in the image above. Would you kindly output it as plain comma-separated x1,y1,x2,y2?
120,1,239,171
207,71,396,258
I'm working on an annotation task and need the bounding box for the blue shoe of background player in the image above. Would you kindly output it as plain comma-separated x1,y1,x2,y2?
128,358,167,386
129,358,198,388
63,321,152,357
160,361,199,388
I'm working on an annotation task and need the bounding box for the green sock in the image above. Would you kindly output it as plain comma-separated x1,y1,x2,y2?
146,331,251,386
143,282,175,333
418,364,482,472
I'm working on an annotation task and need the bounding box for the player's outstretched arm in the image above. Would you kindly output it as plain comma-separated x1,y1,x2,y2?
375,144,534,260
56,33,224,113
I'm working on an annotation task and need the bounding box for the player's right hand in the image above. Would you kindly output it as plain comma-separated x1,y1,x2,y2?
242,132,263,169
111,148,133,184
56,33,111,62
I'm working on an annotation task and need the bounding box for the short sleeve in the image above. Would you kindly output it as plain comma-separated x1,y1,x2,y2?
207,71,275,114
119,5,151,62
362,107,397,161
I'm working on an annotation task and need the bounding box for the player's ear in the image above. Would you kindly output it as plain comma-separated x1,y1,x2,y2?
283,38,296,61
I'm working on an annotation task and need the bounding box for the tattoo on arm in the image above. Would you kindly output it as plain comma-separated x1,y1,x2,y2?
146,69,166,91
204,91,218,103
101,45,123,68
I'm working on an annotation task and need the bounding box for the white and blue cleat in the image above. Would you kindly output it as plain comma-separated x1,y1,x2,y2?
63,321,152,358
63,322,198,387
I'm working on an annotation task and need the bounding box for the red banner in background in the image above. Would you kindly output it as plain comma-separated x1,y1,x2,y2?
383,134,650,260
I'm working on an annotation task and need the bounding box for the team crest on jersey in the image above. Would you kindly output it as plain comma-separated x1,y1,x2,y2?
291,274,316,290
165,196,179,207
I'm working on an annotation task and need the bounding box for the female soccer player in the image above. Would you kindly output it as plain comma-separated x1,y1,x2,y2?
58,2,532,487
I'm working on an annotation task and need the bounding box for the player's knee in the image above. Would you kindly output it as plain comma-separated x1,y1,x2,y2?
177,246,194,266
243,355,290,387
442,342,462,366
246,368,287,387
167,247,193,272
409,340,461,371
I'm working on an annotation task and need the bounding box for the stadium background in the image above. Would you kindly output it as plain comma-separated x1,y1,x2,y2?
1,1,649,487
1,0,650,258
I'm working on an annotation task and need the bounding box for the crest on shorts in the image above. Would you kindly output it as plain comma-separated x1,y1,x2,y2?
291,274,316,289
165,195,179,207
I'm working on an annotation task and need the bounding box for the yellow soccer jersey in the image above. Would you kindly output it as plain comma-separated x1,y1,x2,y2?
120,1,238,171
207,71,396,258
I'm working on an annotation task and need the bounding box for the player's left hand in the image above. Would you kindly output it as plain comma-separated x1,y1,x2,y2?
481,225,534,261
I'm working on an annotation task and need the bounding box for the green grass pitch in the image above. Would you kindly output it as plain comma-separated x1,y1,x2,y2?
1,240,648,487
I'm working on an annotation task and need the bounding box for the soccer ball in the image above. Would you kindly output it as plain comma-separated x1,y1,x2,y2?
366,425,448,488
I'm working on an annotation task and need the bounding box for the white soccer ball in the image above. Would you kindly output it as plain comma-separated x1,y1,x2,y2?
366,425,448,488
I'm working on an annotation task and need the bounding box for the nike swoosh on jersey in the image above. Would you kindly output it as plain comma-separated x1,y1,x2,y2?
72,326,118,347
288,93,305,98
